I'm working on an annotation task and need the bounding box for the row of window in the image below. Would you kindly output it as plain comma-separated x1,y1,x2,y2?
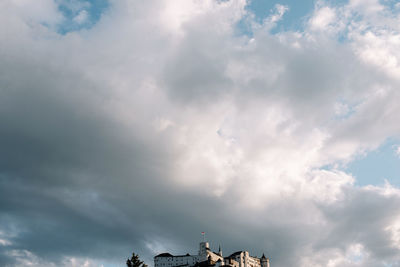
157,263,195,267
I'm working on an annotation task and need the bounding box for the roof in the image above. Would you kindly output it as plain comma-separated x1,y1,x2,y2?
155,253,193,258
155,253,174,258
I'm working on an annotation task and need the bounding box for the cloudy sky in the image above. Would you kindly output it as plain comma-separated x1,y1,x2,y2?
1,0,400,266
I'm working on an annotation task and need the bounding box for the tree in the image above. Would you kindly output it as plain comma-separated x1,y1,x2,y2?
127,252,148,267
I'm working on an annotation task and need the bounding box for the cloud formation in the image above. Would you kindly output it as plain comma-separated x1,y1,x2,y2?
1,0,400,266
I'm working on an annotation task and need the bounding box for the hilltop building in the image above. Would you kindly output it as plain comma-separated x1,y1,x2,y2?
154,241,270,267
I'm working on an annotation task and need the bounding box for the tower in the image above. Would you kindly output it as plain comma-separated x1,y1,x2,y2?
199,241,210,256
218,245,222,257
261,254,270,267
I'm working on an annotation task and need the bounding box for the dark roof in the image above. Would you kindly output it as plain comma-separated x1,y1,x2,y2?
155,253,193,258
228,251,244,257
155,253,174,258
261,254,266,259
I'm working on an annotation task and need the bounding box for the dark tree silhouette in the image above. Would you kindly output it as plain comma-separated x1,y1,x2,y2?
127,252,148,267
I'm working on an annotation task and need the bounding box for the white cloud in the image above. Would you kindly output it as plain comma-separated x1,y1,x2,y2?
267,4,288,24
73,9,88,24
310,6,336,31
349,0,384,15
385,217,400,250
0,239,11,246
0,0,63,28
1,0,400,266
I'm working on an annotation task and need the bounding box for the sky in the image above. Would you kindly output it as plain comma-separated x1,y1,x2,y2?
1,0,400,266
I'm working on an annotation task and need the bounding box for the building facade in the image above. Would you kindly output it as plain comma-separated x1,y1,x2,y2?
154,242,270,267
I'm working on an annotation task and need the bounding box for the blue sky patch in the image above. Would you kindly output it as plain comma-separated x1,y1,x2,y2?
346,138,400,187
56,0,109,34
246,0,314,32
243,0,350,34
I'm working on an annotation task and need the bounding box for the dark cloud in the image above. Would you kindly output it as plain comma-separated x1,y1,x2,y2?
1,1,400,267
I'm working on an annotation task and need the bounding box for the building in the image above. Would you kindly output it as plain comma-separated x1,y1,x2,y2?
154,241,270,267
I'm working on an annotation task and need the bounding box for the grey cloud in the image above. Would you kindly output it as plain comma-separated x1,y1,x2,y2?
162,20,234,104
318,188,400,260
1,1,400,267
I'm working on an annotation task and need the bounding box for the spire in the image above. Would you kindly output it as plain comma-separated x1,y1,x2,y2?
218,245,222,256
261,253,266,259
201,232,205,242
